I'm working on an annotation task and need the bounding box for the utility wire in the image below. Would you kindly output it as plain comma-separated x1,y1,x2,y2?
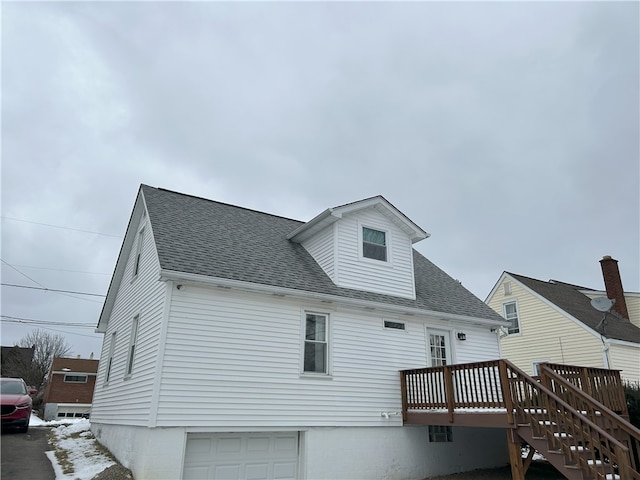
1,259,103,303
1,283,106,297
1,315,96,328
10,264,111,276
1,216,122,238
5,322,101,339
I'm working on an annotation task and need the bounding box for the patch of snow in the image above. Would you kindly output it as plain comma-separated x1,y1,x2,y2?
31,415,116,480
521,446,546,461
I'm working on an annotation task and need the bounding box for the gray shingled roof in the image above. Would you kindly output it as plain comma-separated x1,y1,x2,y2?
141,185,504,323
509,273,640,344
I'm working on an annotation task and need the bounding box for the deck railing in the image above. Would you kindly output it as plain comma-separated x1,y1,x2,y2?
400,359,639,479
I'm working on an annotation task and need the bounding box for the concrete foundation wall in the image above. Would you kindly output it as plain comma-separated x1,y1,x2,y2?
92,422,508,480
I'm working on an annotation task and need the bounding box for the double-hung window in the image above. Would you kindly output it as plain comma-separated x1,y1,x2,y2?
303,313,328,374
125,315,139,377
132,228,145,279
105,332,116,383
503,301,520,334
362,227,387,262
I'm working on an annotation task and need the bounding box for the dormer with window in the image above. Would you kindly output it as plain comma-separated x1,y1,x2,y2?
287,196,429,299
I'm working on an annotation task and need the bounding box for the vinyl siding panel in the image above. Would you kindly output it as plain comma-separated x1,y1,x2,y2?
609,343,640,383
157,285,493,427
334,209,415,299
488,278,605,376
626,295,640,328
301,224,335,281
91,217,166,425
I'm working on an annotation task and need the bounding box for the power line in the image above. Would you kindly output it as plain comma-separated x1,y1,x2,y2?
3,322,101,339
1,259,104,303
1,216,122,238
1,315,96,328
9,264,111,276
1,283,106,297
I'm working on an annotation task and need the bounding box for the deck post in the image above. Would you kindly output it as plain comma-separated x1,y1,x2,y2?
444,366,455,423
506,429,525,480
400,371,408,424
498,361,514,425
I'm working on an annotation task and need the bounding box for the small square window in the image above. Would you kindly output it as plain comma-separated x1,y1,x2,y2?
429,425,453,442
362,227,387,261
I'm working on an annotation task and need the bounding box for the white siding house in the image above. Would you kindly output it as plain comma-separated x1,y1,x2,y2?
91,185,509,480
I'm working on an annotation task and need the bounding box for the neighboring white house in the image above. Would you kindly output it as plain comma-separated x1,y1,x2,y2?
91,185,510,480
486,256,640,383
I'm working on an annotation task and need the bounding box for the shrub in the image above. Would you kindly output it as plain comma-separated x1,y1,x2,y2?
624,381,640,428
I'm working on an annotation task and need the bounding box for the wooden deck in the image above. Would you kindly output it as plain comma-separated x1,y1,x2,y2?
400,360,640,480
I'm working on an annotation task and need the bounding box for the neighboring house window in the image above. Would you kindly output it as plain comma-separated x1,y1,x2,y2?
64,375,87,383
362,227,387,261
105,332,116,383
429,425,453,442
125,315,139,377
133,228,145,278
303,313,328,374
503,301,520,334
532,360,550,376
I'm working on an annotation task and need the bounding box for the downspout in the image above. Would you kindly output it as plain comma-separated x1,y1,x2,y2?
601,339,611,369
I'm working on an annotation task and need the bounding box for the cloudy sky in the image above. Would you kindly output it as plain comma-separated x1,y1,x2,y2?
2,2,638,359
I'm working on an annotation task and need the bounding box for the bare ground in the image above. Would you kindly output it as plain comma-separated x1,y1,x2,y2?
424,460,565,479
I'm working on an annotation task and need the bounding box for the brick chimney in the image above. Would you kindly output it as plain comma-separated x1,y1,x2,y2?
599,255,629,319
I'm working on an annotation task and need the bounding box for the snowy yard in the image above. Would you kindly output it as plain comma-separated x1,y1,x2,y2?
31,414,120,480
32,414,555,480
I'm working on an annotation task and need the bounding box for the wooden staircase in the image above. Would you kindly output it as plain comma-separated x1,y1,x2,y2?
400,360,640,480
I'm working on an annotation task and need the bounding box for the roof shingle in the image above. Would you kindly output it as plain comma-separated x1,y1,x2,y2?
141,185,504,323
508,272,640,344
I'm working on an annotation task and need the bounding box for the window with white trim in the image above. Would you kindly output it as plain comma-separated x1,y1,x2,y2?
303,313,328,374
362,227,387,262
64,375,88,383
125,315,139,377
132,228,145,278
503,301,520,334
105,332,116,383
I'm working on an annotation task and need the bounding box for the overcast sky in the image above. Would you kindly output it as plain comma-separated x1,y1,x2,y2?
2,2,638,360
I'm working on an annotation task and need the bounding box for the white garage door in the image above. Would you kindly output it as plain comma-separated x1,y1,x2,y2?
183,432,299,480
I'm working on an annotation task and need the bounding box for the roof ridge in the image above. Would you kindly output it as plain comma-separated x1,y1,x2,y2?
143,185,305,224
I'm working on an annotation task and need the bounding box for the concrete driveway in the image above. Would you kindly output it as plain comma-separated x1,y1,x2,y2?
1,426,55,480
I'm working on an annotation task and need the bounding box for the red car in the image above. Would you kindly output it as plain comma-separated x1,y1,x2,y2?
1,378,36,432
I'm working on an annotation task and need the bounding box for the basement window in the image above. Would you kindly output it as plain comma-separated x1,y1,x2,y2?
64,375,88,383
429,425,453,442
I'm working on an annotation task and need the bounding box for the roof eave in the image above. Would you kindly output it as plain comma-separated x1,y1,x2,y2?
159,269,506,328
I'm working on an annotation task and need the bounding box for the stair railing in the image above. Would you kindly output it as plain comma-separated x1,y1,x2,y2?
504,360,636,480
539,363,640,473
543,362,628,416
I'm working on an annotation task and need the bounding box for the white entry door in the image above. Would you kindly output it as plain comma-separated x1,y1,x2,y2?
427,329,451,366
183,432,298,480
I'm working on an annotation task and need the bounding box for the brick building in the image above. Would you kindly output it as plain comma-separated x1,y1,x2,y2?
42,356,99,420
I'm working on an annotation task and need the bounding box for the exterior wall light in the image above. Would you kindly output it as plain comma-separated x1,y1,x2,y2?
457,332,467,341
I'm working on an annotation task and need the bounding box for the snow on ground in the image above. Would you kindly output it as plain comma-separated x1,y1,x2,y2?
32,414,116,480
